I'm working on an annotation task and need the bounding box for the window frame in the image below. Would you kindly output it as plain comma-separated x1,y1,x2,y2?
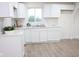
28,8,42,22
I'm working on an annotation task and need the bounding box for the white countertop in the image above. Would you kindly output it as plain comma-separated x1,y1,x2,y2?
0,30,24,36
0,26,61,36
15,26,61,30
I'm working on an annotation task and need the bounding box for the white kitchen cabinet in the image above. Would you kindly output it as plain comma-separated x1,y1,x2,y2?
43,4,60,18
9,2,18,18
31,29,40,42
48,28,61,41
17,3,26,18
60,4,74,10
25,27,61,43
25,28,47,43
0,2,25,18
0,2,19,18
0,36,4,57
43,4,51,17
40,29,48,42
25,28,40,43
0,2,14,18
0,34,24,57
24,29,32,43
51,4,60,17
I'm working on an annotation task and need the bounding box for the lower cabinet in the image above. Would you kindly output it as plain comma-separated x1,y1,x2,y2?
25,28,48,43
40,29,48,42
0,35,24,57
31,29,40,43
24,29,32,43
24,29,40,43
25,27,61,43
48,28,61,41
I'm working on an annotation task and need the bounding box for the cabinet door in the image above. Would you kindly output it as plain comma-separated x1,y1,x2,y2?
48,28,61,41
31,29,40,43
43,4,51,17
9,2,18,18
0,36,24,57
0,37,4,57
40,29,48,42
17,3,26,18
0,3,10,17
0,3,16,18
43,4,60,17
51,4,60,17
24,29,32,43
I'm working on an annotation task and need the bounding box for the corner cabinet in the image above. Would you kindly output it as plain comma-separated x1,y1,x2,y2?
43,4,60,18
0,2,26,18
0,3,14,18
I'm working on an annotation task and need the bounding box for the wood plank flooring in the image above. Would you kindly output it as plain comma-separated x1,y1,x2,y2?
24,39,79,57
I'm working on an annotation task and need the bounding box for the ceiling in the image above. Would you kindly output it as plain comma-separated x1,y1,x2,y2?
20,2,75,4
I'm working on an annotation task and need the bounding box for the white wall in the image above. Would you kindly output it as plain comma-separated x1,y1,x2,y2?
26,2,43,8
3,18,13,27
23,4,28,27
45,18,58,27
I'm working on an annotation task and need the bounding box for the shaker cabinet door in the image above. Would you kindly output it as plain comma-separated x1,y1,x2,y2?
24,29,32,43
31,29,40,43
40,29,48,42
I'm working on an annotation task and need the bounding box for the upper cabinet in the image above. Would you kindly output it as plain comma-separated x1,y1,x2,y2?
0,2,14,18
43,4,51,17
9,2,18,18
51,4,60,17
17,3,26,18
0,2,26,18
43,3,74,18
43,4,60,18
60,4,74,10
73,3,79,14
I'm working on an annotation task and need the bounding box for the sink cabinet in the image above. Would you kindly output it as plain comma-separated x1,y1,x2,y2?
24,27,61,43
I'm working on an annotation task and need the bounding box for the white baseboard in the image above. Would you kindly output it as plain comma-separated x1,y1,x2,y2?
25,40,60,44
25,38,79,45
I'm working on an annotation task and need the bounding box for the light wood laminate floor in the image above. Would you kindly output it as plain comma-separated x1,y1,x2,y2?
24,39,79,57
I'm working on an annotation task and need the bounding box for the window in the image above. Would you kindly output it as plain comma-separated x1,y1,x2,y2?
28,8,42,22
